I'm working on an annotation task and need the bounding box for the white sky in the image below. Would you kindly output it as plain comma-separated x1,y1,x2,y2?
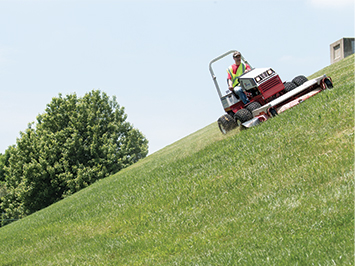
0,0,354,155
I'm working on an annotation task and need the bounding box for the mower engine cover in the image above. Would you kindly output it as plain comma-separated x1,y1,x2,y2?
239,68,284,99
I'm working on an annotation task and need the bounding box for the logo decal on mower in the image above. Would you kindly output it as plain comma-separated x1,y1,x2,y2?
243,81,252,89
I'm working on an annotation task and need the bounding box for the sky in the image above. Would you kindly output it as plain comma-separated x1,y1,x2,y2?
0,0,354,155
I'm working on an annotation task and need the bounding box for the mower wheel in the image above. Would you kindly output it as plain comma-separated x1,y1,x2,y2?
246,101,261,113
284,82,297,93
292,75,308,87
234,108,253,124
217,114,237,134
323,77,334,90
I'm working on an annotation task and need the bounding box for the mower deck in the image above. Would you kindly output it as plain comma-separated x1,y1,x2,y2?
243,75,329,128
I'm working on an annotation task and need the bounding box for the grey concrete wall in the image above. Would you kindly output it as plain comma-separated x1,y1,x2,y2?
330,37,355,64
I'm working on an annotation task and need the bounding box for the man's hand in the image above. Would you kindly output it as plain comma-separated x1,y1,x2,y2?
228,86,234,91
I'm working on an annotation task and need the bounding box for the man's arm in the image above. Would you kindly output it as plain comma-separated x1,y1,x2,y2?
228,79,234,90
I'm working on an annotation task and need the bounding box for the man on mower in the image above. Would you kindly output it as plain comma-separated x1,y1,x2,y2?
227,51,251,104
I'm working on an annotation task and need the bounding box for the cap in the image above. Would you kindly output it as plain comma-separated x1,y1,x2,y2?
233,51,241,58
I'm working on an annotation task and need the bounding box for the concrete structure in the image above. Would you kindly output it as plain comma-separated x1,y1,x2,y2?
330,37,355,64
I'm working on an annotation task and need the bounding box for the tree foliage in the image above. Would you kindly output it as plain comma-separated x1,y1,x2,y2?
1,90,148,219
0,147,14,217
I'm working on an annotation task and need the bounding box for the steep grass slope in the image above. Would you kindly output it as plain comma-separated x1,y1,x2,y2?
0,55,353,265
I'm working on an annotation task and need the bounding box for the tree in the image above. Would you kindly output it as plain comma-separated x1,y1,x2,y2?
0,147,14,219
0,153,6,218
1,90,148,218
0,154,5,183
0,147,14,183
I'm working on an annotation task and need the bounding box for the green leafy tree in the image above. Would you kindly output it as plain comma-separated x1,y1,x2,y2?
0,154,5,183
0,147,14,219
0,153,5,218
0,147,14,182
2,90,148,218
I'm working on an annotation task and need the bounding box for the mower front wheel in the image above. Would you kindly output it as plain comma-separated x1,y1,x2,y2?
217,114,237,134
284,82,297,93
292,75,308,87
246,101,262,113
234,108,253,125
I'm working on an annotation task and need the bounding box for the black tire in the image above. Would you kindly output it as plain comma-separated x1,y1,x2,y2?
324,78,333,89
292,75,308,87
284,82,297,93
246,101,262,113
217,114,237,134
234,108,253,124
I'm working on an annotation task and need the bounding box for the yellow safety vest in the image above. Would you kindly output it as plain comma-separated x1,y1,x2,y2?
227,63,246,87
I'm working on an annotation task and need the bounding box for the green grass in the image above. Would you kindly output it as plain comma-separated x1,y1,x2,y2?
0,54,353,265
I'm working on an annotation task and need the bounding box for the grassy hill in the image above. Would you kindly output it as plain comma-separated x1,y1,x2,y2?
0,55,353,265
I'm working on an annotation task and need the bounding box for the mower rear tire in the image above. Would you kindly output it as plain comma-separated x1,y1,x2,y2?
284,82,297,93
218,114,237,134
234,108,253,124
292,75,308,87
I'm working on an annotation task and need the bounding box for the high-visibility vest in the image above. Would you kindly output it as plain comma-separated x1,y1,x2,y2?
227,63,246,87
